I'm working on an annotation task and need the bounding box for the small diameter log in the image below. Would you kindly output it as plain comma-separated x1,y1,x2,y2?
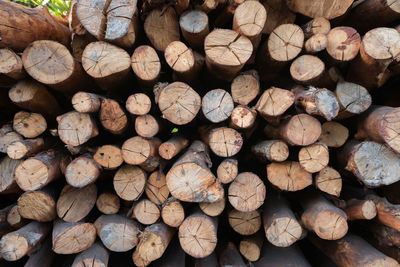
24,239,55,267
204,29,253,81
255,244,311,267
366,222,400,248
326,27,361,62
230,105,256,130
0,156,22,194
0,221,50,261
96,192,120,215
315,167,342,197
71,91,102,113
304,33,327,54
335,81,371,119
144,8,180,52
72,242,109,267
0,124,23,153
200,197,226,217
145,171,169,205
15,149,64,191
343,199,376,220
126,93,151,116
218,242,246,267
94,214,139,252
0,205,13,224
135,223,175,262
196,0,218,13
159,136,189,160
65,154,101,188
57,111,99,147
261,0,296,34
208,127,243,157
13,111,47,138
263,192,302,247
0,48,26,80
164,41,195,82
161,198,185,228
264,114,322,146
239,233,263,262
230,70,260,105
52,220,96,254
348,27,400,89
114,164,146,201
179,10,209,50
17,186,56,222
202,89,234,123
301,192,348,240
166,140,224,202
267,161,312,191
298,142,329,173
7,205,25,228
302,17,331,39
99,98,128,135
7,137,45,160
157,82,201,125
57,184,97,222
341,141,400,187
82,41,131,90
131,45,161,87
217,158,238,184
132,199,160,225
122,136,160,169
310,234,399,267
252,140,289,162
318,121,349,147
94,145,123,169
285,0,353,19
179,211,218,258
228,172,266,212
255,87,294,118
290,55,332,87
22,40,91,93
366,194,400,232
135,114,159,138
228,209,261,236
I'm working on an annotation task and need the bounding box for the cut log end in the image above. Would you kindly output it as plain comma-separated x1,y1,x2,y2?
255,87,294,117
209,127,243,157
267,161,312,191
96,192,120,215
145,171,169,205
133,199,160,225
131,45,161,85
65,155,101,188
114,165,146,201
298,143,329,173
327,27,361,61
57,111,98,146
268,24,304,62
217,158,238,184
161,199,185,227
202,89,234,123
71,92,101,113
318,121,349,147
233,1,267,39
13,111,47,139
231,70,260,105
315,167,342,197
228,209,261,236
126,93,151,116
94,145,123,169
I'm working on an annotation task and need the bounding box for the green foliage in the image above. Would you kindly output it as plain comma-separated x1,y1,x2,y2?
171,128,179,133
10,0,71,17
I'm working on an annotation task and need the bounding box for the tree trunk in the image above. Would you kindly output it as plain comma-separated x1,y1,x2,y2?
24,238,55,267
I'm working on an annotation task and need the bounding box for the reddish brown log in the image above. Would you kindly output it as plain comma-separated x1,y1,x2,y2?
99,99,128,135
344,199,377,220
17,186,57,222
145,171,169,205
93,145,124,169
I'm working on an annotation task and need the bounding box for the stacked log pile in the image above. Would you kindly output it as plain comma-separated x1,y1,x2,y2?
0,0,400,266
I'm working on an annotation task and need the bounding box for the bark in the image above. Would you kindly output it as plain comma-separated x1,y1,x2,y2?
252,140,289,163
0,156,23,194
7,137,45,160
344,199,377,220
0,124,23,153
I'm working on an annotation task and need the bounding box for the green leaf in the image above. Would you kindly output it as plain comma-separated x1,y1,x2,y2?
171,128,179,133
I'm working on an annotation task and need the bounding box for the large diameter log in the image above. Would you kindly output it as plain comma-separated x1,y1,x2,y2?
202,89,234,123
0,156,23,194
218,242,246,267
341,141,400,187
72,242,109,267
261,0,296,34
22,40,92,93
302,17,330,39
228,209,261,236
166,140,223,202
145,171,169,205
179,211,217,258
326,27,361,62
204,29,253,81
0,48,26,80
366,194,400,232
99,99,128,135
180,10,209,50
94,214,139,252
318,121,349,147
310,234,399,267
131,46,161,87
65,154,101,188
17,186,56,222
335,81,371,119
113,164,146,201
255,243,311,267
231,70,260,105
161,197,185,228
93,145,123,169
52,220,96,254
267,161,312,191
0,221,50,261
57,111,99,146
285,0,353,19
13,111,47,138
0,1,70,51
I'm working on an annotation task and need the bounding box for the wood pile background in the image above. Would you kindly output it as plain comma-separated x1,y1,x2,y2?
0,0,400,266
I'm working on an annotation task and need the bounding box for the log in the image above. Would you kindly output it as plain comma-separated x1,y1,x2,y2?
196,0,218,13
285,0,353,19
22,40,91,93
179,10,209,50
0,48,26,80
164,41,195,82
145,171,169,205
228,209,261,236
0,124,23,153
52,220,96,254
96,192,120,215
218,242,246,267
166,140,224,202
7,205,25,228
57,111,99,146
255,87,295,119
344,199,376,220
341,141,400,187
335,81,371,119
93,144,124,169
230,70,260,105
365,222,400,247
71,242,109,267
261,0,296,34
229,105,257,130
267,161,313,191
0,156,22,194
151,236,186,267
24,238,55,267
199,197,226,217
304,33,327,54
216,158,238,184
290,55,333,87
132,249,151,267
65,154,101,188
94,214,139,252
254,243,311,267
99,98,128,135
301,191,348,240
122,136,160,170
318,121,349,147
135,114,159,138
208,127,243,157
17,186,57,222
204,29,253,81
0,1,70,51
126,93,152,115
298,142,329,173
0,204,13,224
157,82,201,125
194,252,218,267
310,234,399,267
179,211,217,258
132,198,160,225
113,164,146,201
7,137,45,160
302,17,330,39
158,136,189,160
131,45,161,87
13,111,47,138
202,89,234,123
252,140,289,162
315,167,342,197
161,197,185,228
0,221,50,261
366,194,400,232
82,41,131,90
239,232,263,262
57,184,97,222
326,27,361,62
144,7,180,52
71,91,102,113
263,191,302,247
